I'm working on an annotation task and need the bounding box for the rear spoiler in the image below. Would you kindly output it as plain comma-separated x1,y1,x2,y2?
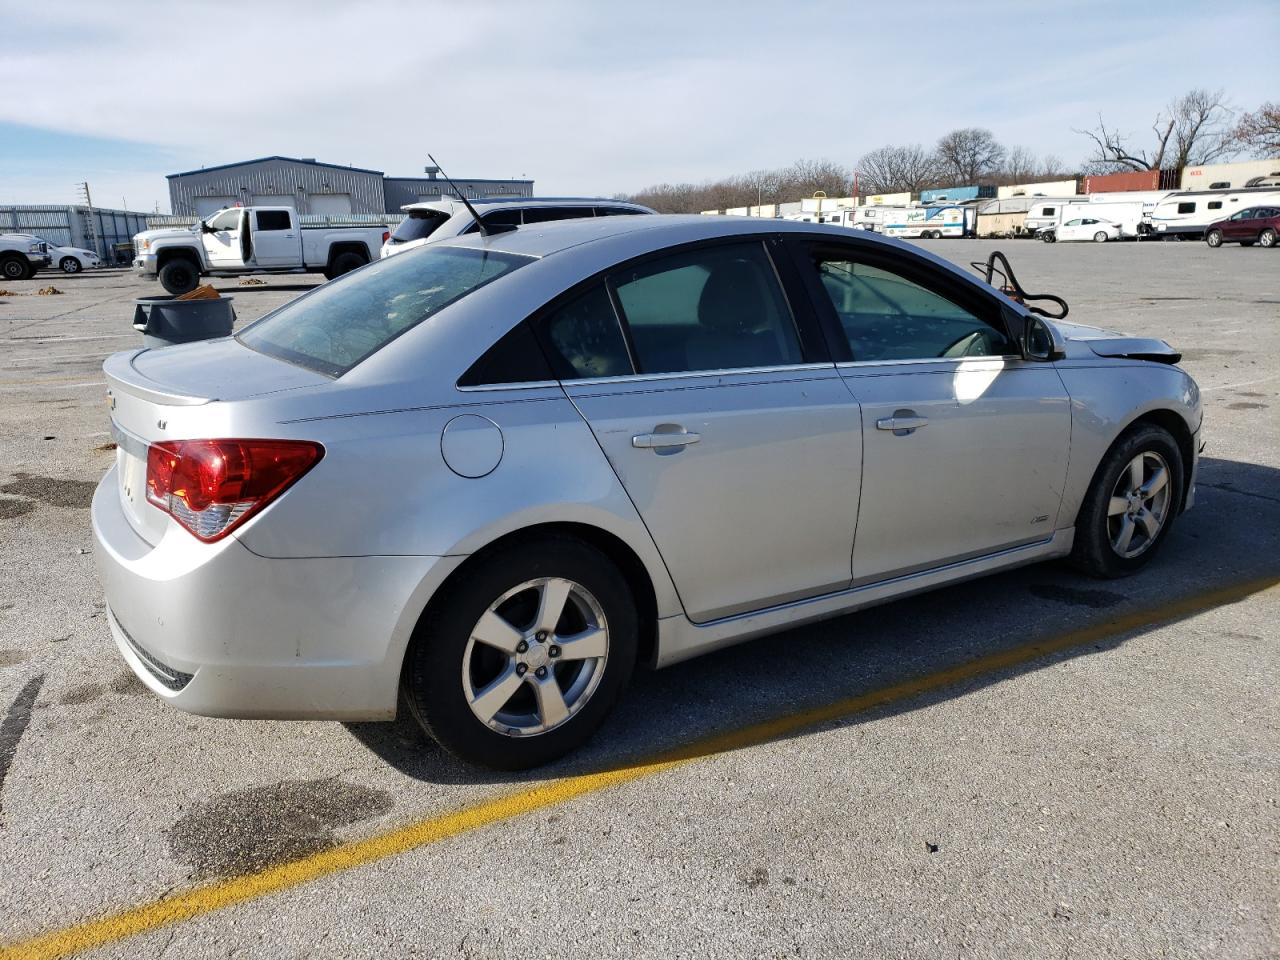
103,350,212,406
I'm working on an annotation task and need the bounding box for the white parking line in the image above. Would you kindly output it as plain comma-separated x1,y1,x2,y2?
1201,373,1279,393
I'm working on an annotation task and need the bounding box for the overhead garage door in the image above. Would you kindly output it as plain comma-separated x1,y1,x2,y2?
310,194,352,215
194,196,238,216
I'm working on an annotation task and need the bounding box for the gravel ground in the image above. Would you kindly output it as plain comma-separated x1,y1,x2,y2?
0,242,1276,960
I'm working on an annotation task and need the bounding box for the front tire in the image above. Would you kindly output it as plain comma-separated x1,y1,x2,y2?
158,257,200,295
1205,229,1223,248
1258,228,1276,248
1041,231,1056,243
402,537,638,769
1070,425,1184,578
60,256,81,274
0,254,31,281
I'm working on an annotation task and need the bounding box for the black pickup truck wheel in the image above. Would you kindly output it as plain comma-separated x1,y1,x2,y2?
158,258,200,295
324,251,366,281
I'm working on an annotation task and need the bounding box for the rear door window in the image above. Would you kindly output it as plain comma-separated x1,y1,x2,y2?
462,209,522,234
255,210,292,231
239,246,531,376
537,283,634,379
609,242,803,374
594,206,645,217
521,206,595,224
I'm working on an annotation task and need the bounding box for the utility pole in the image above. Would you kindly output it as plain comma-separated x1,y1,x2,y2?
76,182,101,258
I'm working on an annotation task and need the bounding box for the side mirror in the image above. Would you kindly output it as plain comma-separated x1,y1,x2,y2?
200,221,214,234
1024,315,1066,362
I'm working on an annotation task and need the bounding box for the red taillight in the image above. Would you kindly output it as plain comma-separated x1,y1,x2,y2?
145,439,324,542
381,230,390,243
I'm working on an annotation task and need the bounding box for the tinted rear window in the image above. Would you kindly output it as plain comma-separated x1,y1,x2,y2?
238,246,531,376
391,210,449,243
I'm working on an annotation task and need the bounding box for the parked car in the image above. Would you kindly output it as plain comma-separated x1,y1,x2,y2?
1042,217,1122,243
0,234,51,280
94,216,1201,769
381,197,653,258
1204,206,1280,248
133,206,389,294
33,237,102,273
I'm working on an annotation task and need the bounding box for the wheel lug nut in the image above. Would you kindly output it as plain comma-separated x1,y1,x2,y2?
516,640,528,653
535,666,547,679
548,645,560,658
536,630,548,642
516,663,528,676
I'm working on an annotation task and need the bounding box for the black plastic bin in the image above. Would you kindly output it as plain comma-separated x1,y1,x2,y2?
132,295,235,349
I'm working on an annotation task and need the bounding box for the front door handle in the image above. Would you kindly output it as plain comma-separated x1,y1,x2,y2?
876,412,928,435
632,429,701,450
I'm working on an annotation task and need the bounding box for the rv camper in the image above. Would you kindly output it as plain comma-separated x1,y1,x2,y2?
1148,188,1280,239
1023,198,1085,236
880,204,974,239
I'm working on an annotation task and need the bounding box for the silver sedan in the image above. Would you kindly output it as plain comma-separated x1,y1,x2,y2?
92,216,1201,768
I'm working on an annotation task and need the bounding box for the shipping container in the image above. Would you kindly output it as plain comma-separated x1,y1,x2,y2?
918,185,996,203
1180,159,1280,190
800,195,858,213
1083,169,1178,193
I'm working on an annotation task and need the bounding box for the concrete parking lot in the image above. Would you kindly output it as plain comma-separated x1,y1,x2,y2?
1,242,1277,960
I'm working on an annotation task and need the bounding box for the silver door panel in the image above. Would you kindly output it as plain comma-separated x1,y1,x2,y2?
564,368,862,623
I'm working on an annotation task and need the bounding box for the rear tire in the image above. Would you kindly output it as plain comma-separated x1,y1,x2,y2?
0,254,31,281
1069,424,1184,579
402,536,638,769
324,251,365,281
1258,228,1276,248
1093,231,1109,243
158,257,200,295
60,256,81,274
1205,229,1223,248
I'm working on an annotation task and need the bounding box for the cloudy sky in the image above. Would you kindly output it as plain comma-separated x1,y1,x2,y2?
2,0,1275,211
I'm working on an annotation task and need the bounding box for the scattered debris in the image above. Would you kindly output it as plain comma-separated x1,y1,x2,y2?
925,841,940,854
36,286,63,296
0,289,19,297
239,277,268,286
95,442,118,452
176,283,220,301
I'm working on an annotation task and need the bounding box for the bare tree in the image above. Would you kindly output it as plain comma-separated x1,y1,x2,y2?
1002,145,1039,183
1232,102,1280,157
624,158,853,214
855,144,939,194
933,128,1006,184
1078,88,1237,171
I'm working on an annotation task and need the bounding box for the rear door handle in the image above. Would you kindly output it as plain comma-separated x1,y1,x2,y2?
632,430,701,450
876,414,928,435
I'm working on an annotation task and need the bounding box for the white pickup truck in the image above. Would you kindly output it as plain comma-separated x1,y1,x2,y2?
1,234,52,281
132,206,389,294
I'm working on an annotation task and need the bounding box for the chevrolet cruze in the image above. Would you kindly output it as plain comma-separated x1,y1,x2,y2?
93,215,1201,769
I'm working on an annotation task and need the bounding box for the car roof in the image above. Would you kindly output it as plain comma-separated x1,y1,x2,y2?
401,197,650,213
433,213,924,260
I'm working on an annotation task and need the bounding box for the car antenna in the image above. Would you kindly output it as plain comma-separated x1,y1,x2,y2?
427,154,516,236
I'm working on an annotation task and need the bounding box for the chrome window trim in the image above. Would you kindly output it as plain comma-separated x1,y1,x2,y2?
835,354,1025,370
456,380,561,393
557,362,837,389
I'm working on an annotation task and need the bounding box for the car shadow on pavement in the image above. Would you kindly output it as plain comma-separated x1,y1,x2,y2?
344,455,1280,786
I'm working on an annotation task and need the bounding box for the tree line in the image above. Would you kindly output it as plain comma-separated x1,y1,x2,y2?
622,90,1279,214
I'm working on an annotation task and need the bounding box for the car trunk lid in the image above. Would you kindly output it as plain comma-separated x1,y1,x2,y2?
103,341,330,544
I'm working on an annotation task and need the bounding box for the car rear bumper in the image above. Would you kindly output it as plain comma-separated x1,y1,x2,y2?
92,465,458,720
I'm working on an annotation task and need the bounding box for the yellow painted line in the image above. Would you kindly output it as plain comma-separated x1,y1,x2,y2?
3,574,1277,960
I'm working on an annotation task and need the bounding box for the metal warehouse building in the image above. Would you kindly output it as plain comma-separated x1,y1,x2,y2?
0,205,151,263
167,156,533,217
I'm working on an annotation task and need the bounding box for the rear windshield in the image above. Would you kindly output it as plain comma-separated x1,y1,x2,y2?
391,209,450,243
238,246,531,376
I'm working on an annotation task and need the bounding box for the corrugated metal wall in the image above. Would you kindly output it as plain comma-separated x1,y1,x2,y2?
0,205,150,262
168,159,386,216
382,177,533,211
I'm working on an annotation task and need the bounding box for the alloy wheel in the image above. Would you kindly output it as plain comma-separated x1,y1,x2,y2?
461,577,609,737
1107,451,1172,559
1260,229,1276,248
